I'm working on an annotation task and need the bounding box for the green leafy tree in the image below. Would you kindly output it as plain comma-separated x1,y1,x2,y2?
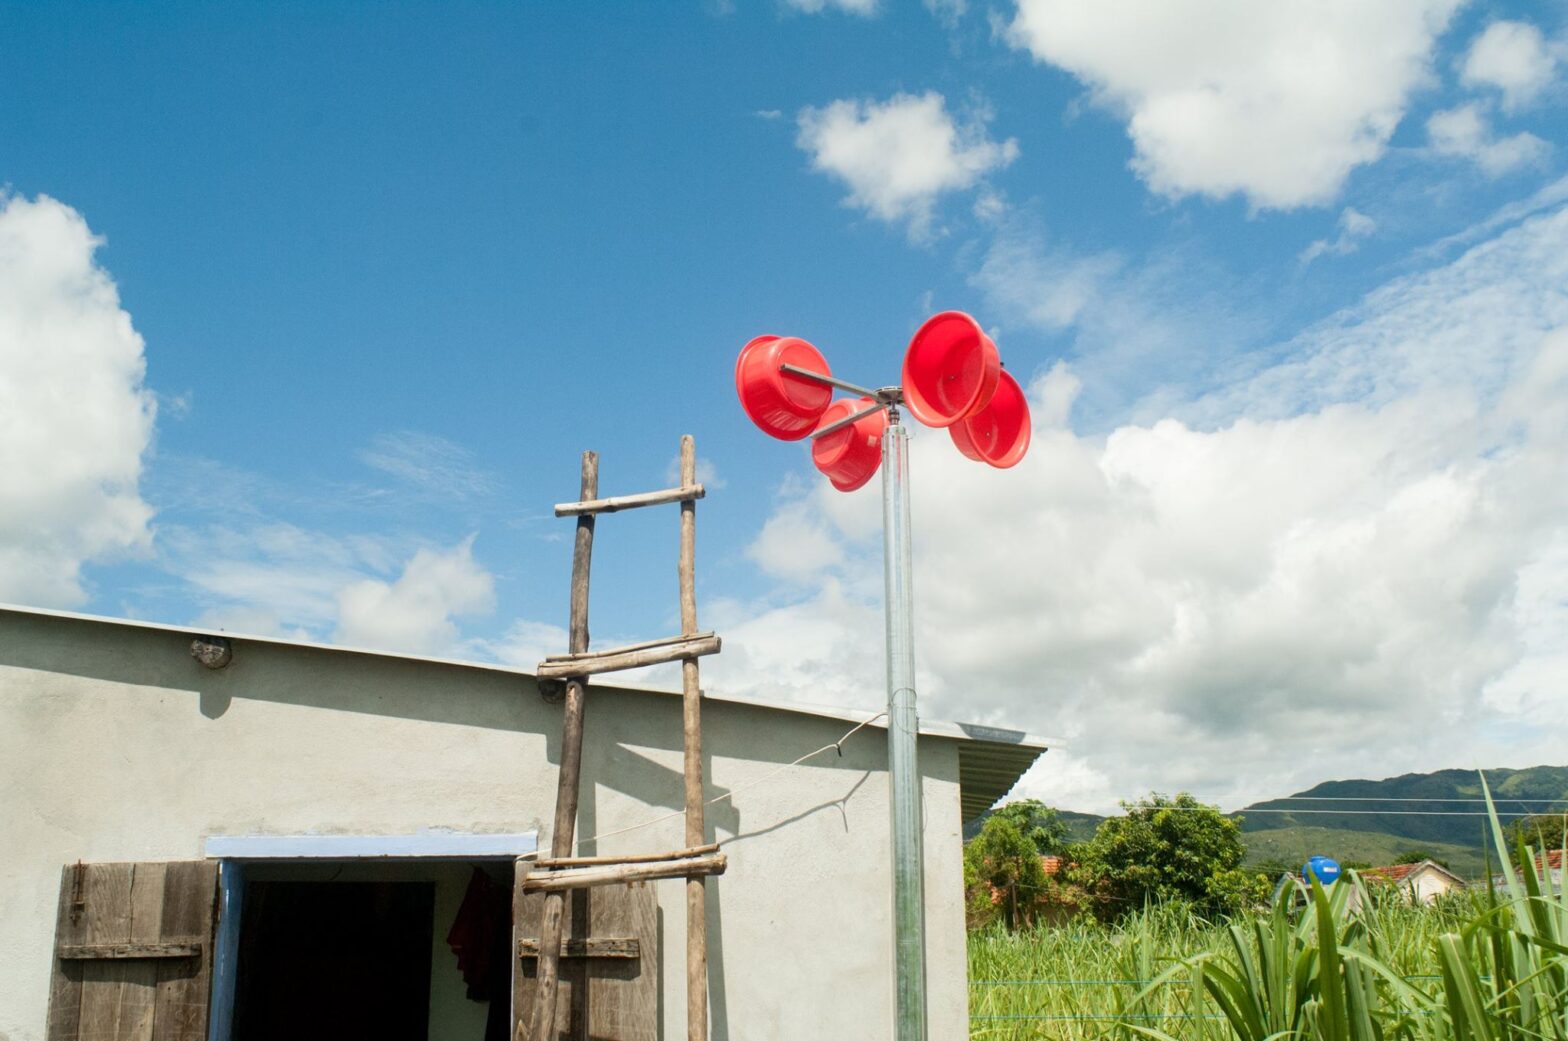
1071,792,1251,919
988,799,1070,855
1503,812,1568,852
963,816,1047,930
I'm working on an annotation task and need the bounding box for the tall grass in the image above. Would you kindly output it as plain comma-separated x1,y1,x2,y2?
968,778,1567,1040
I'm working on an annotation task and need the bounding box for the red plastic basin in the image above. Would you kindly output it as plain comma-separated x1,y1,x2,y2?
901,311,1000,428
811,397,887,492
736,335,834,441
949,369,1030,468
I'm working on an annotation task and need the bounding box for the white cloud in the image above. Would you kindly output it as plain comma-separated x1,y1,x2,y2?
1007,0,1462,209
163,522,403,632
970,219,1260,419
359,430,494,500
973,227,1123,330
1300,206,1377,265
783,0,877,15
796,92,1019,239
729,204,1568,814
474,618,570,670
1461,20,1559,112
925,0,966,28
747,497,845,582
0,194,157,607
664,452,725,490
1427,102,1550,177
335,536,496,655
164,520,496,657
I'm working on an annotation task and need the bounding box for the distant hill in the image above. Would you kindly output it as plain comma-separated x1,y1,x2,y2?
974,765,1566,881
1235,766,1568,847
1238,825,1488,879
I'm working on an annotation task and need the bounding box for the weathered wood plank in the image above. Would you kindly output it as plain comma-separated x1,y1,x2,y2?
151,861,219,1041
118,863,166,1041
77,863,136,1041
679,434,710,1041
522,853,726,893
534,634,720,679
517,937,640,959
554,484,705,517
527,451,597,1041
532,842,720,869
516,883,657,1041
46,863,217,1041
46,864,89,1041
58,943,201,960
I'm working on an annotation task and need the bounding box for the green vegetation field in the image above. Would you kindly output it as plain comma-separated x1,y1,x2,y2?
968,895,1461,1039
967,860,1566,1040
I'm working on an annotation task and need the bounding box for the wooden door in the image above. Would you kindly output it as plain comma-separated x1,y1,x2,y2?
46,861,219,1041
513,871,657,1041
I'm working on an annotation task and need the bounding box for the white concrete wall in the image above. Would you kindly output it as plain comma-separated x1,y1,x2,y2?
0,610,970,1041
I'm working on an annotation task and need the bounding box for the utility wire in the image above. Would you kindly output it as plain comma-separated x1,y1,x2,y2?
519,711,887,861
1258,796,1568,805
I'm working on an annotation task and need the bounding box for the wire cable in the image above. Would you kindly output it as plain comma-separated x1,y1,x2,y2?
519,711,888,861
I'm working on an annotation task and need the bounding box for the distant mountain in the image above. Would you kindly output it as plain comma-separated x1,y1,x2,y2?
972,765,1567,881
1234,765,1568,879
1235,766,1568,847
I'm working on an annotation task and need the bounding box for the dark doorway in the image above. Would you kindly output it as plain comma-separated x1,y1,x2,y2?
233,880,436,1041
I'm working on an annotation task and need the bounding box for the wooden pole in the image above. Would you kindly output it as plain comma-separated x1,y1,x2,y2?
526,451,597,1041
678,435,708,1041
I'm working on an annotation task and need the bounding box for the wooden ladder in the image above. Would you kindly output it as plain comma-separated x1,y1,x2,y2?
522,435,723,1041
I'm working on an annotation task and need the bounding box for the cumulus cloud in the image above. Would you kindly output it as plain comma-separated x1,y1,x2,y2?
1007,0,1461,209
335,536,495,655
0,194,157,606
164,522,403,633
1427,103,1550,176
1299,207,1376,265
164,519,496,657
796,92,1018,239
1461,20,1560,112
721,204,1568,813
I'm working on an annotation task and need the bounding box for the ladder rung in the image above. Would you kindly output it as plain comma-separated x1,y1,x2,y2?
543,631,715,662
535,634,720,679
521,853,727,892
532,843,721,869
555,484,704,517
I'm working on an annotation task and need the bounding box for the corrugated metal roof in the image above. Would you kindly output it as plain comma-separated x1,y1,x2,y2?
1,601,1050,821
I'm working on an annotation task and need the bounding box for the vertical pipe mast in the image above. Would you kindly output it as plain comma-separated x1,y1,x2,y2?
882,414,927,1041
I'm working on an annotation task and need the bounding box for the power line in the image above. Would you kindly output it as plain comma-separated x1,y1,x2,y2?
1087,805,1548,817
1261,796,1568,805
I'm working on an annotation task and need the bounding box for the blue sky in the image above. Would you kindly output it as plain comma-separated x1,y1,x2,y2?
3,0,1566,811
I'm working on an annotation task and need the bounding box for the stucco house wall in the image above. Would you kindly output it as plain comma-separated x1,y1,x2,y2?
0,606,1019,1041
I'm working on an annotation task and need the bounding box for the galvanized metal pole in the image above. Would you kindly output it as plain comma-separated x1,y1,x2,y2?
881,411,927,1041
